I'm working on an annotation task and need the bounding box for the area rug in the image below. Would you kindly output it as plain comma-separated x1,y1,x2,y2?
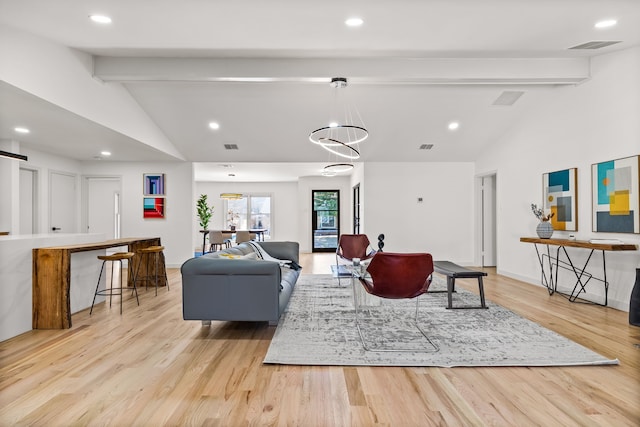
263,274,618,367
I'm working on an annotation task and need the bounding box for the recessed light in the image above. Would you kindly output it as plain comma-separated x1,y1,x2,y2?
448,121,460,131
209,122,220,130
345,17,364,27
329,122,339,128
90,15,112,24
595,19,617,29
14,127,30,134
100,151,111,156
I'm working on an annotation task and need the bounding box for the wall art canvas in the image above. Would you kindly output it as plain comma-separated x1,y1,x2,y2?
592,155,640,233
543,167,578,231
143,197,165,219
143,173,165,195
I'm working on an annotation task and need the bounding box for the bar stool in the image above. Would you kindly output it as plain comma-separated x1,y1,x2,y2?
135,245,169,296
90,252,139,315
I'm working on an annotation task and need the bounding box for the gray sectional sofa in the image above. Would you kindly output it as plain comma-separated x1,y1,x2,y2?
181,241,300,325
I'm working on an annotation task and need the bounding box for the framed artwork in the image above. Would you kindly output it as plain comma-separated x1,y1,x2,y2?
592,155,640,233
543,167,578,232
143,173,165,195
143,197,165,219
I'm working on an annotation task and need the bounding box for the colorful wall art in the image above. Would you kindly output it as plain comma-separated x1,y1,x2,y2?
592,155,639,233
143,173,165,196
543,168,578,231
143,197,165,219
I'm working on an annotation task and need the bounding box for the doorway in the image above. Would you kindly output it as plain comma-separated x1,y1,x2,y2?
476,173,497,267
50,171,77,233
353,183,360,234
84,177,122,240
312,190,339,252
19,167,37,234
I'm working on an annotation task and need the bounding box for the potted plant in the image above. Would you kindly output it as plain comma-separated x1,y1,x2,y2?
197,194,214,231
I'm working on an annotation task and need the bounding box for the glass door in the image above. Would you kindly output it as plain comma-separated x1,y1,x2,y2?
312,190,339,252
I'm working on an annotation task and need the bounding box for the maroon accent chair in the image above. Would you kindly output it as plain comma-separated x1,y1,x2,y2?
335,234,376,285
354,252,439,352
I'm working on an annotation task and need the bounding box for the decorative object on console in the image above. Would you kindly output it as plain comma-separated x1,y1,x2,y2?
543,167,577,231
592,155,639,234
531,203,554,238
630,268,640,326
377,233,385,252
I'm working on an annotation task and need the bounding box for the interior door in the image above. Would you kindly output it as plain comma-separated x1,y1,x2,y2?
312,190,339,252
87,177,121,239
50,171,77,233
481,174,497,267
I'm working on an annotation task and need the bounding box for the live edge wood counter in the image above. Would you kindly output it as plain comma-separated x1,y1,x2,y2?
33,237,162,329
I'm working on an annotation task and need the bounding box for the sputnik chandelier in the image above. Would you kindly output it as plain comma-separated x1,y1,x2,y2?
309,77,368,176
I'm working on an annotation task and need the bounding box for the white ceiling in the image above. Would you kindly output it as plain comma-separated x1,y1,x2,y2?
1,0,639,181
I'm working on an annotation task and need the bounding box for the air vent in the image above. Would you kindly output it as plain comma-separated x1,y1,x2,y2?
419,144,434,150
493,91,525,106
569,41,621,50
223,144,239,150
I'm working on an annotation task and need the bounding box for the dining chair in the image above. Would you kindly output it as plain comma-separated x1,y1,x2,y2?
208,230,226,252
354,252,439,352
235,230,252,244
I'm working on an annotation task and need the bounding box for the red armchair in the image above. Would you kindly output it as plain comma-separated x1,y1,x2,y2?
335,234,376,285
354,252,439,352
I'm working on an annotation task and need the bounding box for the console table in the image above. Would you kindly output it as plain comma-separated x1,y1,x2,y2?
520,237,637,306
32,237,163,329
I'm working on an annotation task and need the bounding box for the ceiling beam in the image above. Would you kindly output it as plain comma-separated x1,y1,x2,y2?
94,57,590,85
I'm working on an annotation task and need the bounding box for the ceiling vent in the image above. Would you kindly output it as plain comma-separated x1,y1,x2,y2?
569,41,621,50
492,91,525,106
223,144,239,150
419,144,434,150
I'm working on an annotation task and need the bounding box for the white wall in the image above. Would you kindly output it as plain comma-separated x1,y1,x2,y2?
476,46,640,310
81,161,194,267
362,162,476,262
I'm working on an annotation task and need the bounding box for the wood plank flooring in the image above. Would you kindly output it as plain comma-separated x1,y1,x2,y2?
1,253,639,426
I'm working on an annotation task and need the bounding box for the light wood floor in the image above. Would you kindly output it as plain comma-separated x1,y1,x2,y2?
1,253,638,426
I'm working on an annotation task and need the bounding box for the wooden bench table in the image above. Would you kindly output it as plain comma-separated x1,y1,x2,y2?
433,260,488,309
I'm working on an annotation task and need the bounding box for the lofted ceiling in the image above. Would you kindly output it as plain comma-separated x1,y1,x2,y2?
1,0,639,181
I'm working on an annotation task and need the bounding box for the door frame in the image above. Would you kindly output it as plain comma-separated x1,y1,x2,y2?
82,175,122,239
311,189,340,253
474,171,498,268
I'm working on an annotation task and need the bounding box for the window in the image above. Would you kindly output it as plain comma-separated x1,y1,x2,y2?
225,194,272,239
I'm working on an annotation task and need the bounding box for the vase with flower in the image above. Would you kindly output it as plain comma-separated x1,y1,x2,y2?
531,203,554,239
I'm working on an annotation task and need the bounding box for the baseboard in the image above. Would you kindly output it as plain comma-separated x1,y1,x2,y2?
498,269,629,312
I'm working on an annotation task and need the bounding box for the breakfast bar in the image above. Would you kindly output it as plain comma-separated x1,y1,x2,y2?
32,237,163,329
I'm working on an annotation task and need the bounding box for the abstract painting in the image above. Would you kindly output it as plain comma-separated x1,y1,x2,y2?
143,197,165,219
543,168,578,231
143,173,165,195
592,155,639,233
